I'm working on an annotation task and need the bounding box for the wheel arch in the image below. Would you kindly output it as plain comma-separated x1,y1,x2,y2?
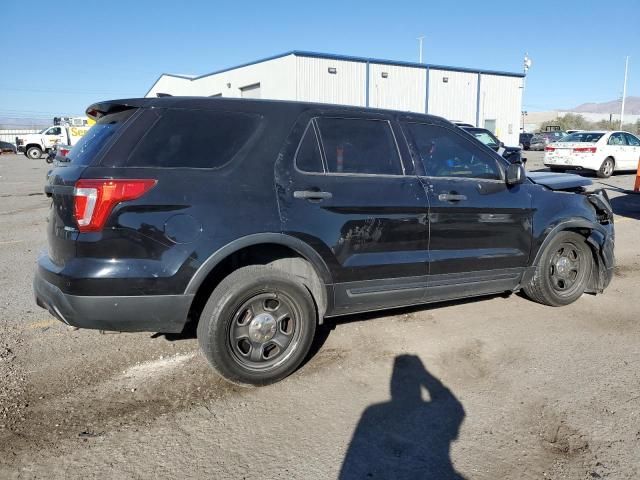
185,233,333,325
530,218,612,293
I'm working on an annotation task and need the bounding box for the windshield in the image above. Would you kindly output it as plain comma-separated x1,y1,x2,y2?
472,132,499,148
39,127,49,134
65,109,135,165
558,132,604,143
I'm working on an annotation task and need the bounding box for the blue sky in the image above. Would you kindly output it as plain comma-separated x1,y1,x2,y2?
1,0,638,119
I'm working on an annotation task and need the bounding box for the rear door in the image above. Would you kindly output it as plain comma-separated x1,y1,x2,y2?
607,132,631,168
277,112,430,315
401,121,533,302
44,109,137,267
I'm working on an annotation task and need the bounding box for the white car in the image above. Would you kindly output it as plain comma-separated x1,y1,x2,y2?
544,131,640,178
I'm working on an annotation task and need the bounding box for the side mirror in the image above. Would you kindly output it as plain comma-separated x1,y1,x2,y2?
506,163,526,186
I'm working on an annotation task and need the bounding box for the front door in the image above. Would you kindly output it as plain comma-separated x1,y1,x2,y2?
401,121,534,302
277,113,430,315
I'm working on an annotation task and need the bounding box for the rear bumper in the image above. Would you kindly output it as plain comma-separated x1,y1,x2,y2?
33,269,194,333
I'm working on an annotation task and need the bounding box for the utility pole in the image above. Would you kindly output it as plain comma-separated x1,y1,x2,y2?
620,56,629,129
418,36,425,63
522,53,532,132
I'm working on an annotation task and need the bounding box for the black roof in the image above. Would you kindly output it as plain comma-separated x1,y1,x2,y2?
87,96,453,127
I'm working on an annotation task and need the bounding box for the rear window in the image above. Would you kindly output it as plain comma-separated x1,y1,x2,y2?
66,109,135,165
559,132,604,143
126,109,260,168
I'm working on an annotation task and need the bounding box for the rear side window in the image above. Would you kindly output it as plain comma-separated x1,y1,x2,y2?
316,117,402,175
66,109,135,166
295,123,324,172
127,109,260,168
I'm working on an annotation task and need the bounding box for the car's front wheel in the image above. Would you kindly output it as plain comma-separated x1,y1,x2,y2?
197,265,317,386
523,231,592,307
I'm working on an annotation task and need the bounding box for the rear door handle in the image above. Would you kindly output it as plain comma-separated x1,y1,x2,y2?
438,193,467,202
293,190,332,201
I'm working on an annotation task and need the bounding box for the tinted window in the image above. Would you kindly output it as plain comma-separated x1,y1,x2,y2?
66,109,135,166
295,124,324,172
608,133,627,145
127,109,260,168
559,132,604,143
316,117,402,175
405,123,502,180
625,133,640,146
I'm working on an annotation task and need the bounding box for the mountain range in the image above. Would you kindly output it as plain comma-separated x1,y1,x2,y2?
568,96,640,115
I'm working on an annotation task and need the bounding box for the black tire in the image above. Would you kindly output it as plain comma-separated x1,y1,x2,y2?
597,157,614,178
197,265,317,386
524,231,592,307
26,146,42,160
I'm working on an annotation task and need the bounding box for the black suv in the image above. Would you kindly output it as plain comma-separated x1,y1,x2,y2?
34,97,615,385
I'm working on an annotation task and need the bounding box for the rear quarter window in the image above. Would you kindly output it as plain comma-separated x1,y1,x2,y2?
126,109,261,168
66,109,135,166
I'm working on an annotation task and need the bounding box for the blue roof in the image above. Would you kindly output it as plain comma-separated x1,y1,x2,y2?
147,50,525,95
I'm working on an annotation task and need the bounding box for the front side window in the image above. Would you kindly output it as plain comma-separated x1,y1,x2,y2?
315,117,403,175
47,127,61,135
624,133,640,146
404,123,503,180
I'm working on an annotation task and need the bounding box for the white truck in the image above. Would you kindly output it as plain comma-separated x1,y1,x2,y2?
16,117,92,159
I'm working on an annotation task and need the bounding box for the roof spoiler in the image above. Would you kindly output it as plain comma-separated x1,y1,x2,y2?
85,99,147,121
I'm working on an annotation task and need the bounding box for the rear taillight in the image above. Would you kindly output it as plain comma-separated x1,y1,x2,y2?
73,179,157,232
573,147,597,153
59,147,70,156
545,146,555,152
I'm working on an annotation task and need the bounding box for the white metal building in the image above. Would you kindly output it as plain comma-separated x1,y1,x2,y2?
145,51,525,145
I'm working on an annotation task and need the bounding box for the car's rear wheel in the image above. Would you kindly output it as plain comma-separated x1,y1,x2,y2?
26,146,42,160
197,265,317,386
523,231,592,307
597,157,614,178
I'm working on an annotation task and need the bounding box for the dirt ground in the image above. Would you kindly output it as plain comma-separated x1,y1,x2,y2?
0,152,639,479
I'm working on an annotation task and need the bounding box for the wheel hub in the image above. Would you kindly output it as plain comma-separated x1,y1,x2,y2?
248,313,277,343
555,257,571,277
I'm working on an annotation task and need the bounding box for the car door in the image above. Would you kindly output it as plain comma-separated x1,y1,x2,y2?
401,121,534,303
44,127,64,149
607,132,630,169
276,112,430,315
624,133,640,170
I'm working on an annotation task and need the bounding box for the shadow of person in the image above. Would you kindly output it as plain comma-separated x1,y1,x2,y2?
340,355,466,480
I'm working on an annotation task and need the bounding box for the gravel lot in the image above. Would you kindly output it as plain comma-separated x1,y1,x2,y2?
1,151,639,479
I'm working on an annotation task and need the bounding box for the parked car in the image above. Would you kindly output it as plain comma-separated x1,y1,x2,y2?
0,141,17,154
34,97,615,386
461,126,524,164
519,133,534,150
544,130,640,178
529,131,567,151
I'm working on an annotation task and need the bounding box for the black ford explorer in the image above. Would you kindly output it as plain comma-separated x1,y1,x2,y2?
34,97,615,385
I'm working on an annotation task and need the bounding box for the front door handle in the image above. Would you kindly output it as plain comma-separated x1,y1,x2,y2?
293,190,333,201
438,193,467,202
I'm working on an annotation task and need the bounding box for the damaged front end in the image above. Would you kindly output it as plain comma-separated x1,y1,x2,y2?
584,189,615,293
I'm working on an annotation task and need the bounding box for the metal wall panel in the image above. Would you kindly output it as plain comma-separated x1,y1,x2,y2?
191,55,296,99
427,69,478,125
295,57,367,106
478,74,523,145
368,63,426,113
145,75,195,97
